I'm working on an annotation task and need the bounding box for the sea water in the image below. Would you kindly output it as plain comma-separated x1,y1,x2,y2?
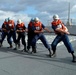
4,34,76,46
36,35,76,46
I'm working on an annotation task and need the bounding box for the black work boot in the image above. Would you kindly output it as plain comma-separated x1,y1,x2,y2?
27,46,30,52
51,50,56,57
18,43,21,49
48,49,52,57
72,55,76,63
13,44,18,50
8,44,13,48
71,52,76,62
32,47,37,53
0,42,2,47
23,46,27,52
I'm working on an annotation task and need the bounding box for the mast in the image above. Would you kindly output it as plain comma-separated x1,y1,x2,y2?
68,2,70,25
66,2,72,25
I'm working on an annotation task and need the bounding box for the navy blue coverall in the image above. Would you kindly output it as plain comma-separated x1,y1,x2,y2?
31,24,51,51
0,22,12,46
51,25,74,53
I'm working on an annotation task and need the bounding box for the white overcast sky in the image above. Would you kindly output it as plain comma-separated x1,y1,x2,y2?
0,0,76,27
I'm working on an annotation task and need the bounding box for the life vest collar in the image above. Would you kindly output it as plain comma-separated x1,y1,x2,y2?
51,19,62,26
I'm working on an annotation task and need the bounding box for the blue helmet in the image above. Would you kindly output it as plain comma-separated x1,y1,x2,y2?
8,17,11,21
30,18,34,22
5,18,8,22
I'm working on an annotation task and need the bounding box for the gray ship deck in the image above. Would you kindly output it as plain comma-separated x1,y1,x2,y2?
0,40,76,75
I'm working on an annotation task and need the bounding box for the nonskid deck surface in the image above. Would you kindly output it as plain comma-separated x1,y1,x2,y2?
0,40,76,75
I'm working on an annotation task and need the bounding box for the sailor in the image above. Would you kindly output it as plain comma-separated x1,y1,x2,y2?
7,17,16,48
0,18,12,47
15,19,27,52
31,17,52,56
51,14,76,62
27,18,36,52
